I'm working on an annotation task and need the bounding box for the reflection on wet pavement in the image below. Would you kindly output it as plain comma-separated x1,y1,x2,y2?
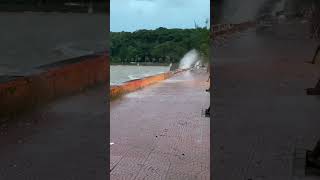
212,20,320,179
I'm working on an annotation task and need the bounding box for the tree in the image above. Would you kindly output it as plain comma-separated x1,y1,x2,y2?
110,25,210,64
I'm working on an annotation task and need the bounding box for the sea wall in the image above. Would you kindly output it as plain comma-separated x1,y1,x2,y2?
0,53,108,117
212,21,256,37
110,69,184,99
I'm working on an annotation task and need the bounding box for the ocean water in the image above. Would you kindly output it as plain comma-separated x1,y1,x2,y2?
0,12,107,76
110,65,170,85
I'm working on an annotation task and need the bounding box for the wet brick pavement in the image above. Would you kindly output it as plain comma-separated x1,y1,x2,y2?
110,69,210,180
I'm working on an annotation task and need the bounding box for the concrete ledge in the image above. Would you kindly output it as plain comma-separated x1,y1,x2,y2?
0,52,108,117
110,69,186,99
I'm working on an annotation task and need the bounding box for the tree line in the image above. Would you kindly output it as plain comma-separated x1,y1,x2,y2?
110,25,209,64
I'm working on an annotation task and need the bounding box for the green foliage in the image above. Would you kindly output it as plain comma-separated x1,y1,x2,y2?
110,26,209,64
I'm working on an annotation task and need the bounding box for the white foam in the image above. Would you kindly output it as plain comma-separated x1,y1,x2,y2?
179,49,200,69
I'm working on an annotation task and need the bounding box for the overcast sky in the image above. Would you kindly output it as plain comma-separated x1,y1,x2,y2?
110,0,210,32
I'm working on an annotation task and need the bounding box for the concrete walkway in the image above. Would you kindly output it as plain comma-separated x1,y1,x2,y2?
0,86,107,180
110,69,210,179
212,21,320,179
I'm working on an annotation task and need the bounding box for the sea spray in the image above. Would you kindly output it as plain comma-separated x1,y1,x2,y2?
179,49,200,69
195,61,201,69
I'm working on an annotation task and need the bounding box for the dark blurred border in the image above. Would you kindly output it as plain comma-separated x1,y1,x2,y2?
0,0,110,179
106,0,110,179
0,1,108,13
210,1,214,179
